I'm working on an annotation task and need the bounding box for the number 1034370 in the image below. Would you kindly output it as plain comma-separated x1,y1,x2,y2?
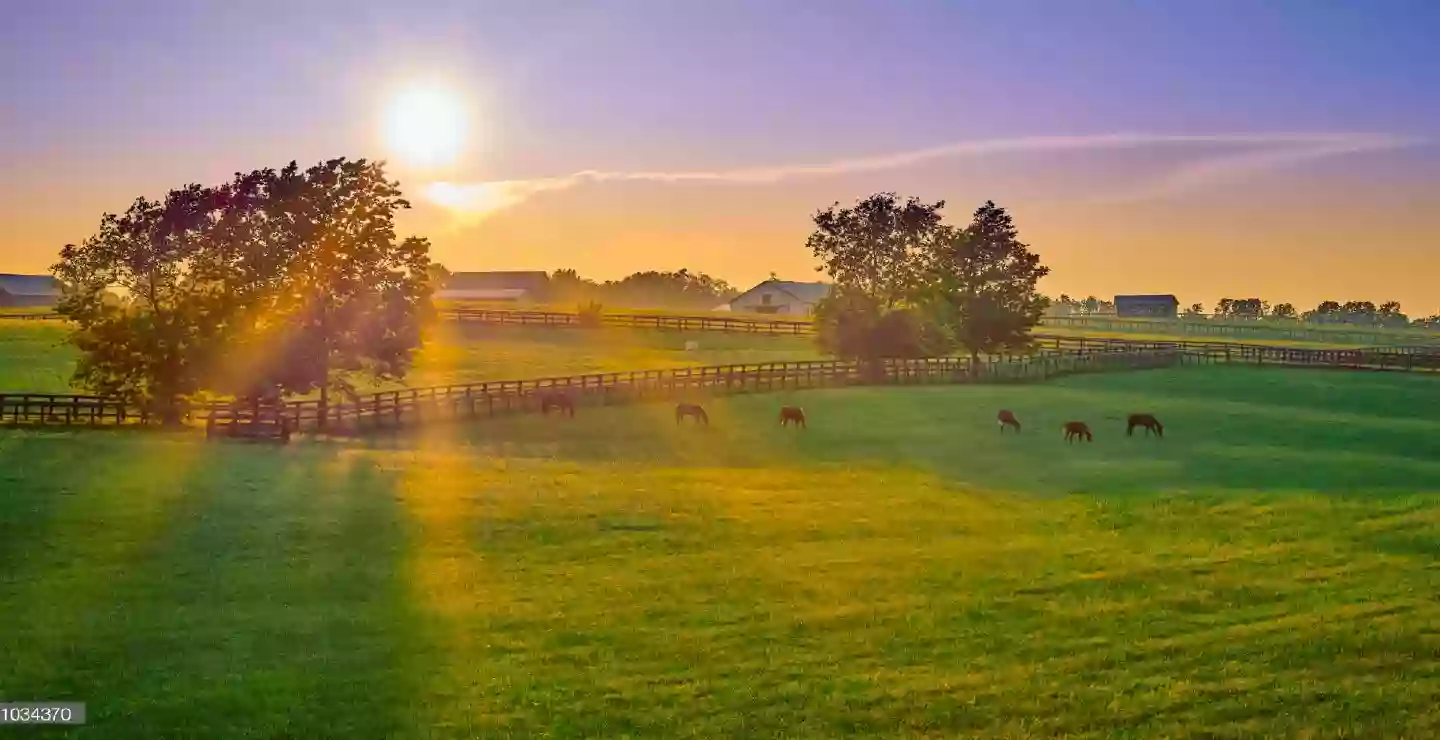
0,703,87,725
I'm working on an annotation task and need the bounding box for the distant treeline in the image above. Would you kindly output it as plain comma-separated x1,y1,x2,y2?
1047,294,1439,329
429,265,741,311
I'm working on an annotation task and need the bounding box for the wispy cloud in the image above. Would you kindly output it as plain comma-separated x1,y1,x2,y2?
421,132,1420,223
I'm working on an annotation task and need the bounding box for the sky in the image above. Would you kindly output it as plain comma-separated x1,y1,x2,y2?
2,0,1438,313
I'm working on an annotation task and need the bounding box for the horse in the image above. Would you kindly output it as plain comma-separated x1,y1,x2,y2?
675,403,709,426
779,406,807,428
1063,421,1093,443
997,409,1021,433
539,391,576,418
1127,413,1163,438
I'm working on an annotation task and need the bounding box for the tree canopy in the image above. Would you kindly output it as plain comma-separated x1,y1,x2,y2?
807,192,946,309
807,194,1048,365
53,157,433,424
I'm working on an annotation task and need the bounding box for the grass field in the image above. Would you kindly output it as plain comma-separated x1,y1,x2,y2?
3,365,1439,738
0,320,820,395
1034,325,1372,349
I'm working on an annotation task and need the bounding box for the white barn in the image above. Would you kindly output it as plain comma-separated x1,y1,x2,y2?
728,278,832,317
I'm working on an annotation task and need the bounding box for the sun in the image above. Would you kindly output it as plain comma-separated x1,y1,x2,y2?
383,85,468,170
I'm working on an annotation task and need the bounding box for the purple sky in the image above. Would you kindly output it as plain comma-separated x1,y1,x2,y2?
3,0,1438,309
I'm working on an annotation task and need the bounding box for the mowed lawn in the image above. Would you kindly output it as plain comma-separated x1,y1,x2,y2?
2,367,1440,738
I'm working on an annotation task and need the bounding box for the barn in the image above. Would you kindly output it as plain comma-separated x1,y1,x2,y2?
1114,294,1179,319
435,271,551,303
728,278,832,316
0,274,62,308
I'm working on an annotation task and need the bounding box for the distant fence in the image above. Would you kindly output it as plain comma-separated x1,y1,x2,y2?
1038,315,1440,345
443,308,813,335
18,306,1440,345
3,336,1439,433
0,312,65,321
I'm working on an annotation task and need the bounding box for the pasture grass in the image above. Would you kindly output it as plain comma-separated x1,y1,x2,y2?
0,319,76,391
2,366,1439,738
1034,325,1370,349
0,320,820,395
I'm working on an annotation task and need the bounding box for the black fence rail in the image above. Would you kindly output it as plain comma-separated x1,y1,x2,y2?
0,312,66,322
0,393,146,425
3,337,1438,434
1038,315,1440,345
443,308,814,335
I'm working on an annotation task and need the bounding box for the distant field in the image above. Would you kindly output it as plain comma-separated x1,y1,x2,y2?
0,318,75,390
1042,315,1440,346
1034,326,1371,349
3,365,1438,738
0,320,820,394
438,299,812,323
0,310,1426,397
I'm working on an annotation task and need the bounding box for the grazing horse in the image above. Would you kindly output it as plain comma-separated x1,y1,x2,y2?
997,409,1021,433
779,406,807,428
1127,413,1163,438
1063,421,1093,443
675,403,709,426
539,392,575,418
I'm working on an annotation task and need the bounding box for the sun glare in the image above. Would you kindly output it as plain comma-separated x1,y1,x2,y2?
384,85,468,170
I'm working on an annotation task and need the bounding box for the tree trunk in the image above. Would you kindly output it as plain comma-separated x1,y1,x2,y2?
970,349,981,378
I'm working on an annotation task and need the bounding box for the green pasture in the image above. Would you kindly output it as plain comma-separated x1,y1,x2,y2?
0,320,820,395
1034,325,1371,349
3,365,1438,738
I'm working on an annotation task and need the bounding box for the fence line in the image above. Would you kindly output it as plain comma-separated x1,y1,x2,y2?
442,308,814,335
1038,315,1440,345
3,336,1438,433
20,306,1440,345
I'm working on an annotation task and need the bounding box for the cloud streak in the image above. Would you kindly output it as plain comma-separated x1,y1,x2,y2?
421,132,1420,223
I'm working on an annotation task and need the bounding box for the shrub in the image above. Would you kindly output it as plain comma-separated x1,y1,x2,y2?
576,301,605,328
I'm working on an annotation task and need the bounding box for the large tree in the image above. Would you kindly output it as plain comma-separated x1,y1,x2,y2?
806,192,946,308
813,287,950,374
54,157,434,428
919,201,1050,366
53,183,243,423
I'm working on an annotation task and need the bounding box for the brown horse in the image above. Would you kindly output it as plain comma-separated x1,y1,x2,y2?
1127,413,1163,438
1063,421,1093,443
779,406,807,428
539,392,575,418
675,403,709,426
997,409,1021,433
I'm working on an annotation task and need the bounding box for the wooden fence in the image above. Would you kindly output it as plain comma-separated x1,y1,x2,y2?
22,306,1440,345
0,348,1181,432
443,308,814,335
1038,315,1440,346
4,336,1438,434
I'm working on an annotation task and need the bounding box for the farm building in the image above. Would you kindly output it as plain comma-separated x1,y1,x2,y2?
728,278,832,316
435,271,551,303
0,274,61,307
1114,294,1180,319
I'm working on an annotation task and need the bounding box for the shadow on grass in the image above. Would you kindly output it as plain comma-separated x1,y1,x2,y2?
0,436,432,739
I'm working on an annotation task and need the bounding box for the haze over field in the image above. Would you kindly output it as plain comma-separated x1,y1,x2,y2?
2,0,1438,309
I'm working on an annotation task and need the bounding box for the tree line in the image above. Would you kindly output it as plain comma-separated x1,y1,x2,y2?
1047,293,1437,329
52,157,433,425
804,192,1049,369
423,264,739,311
548,268,737,310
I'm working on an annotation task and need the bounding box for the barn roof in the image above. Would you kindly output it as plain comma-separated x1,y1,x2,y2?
441,271,550,293
0,274,60,296
1114,294,1178,303
731,279,832,305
